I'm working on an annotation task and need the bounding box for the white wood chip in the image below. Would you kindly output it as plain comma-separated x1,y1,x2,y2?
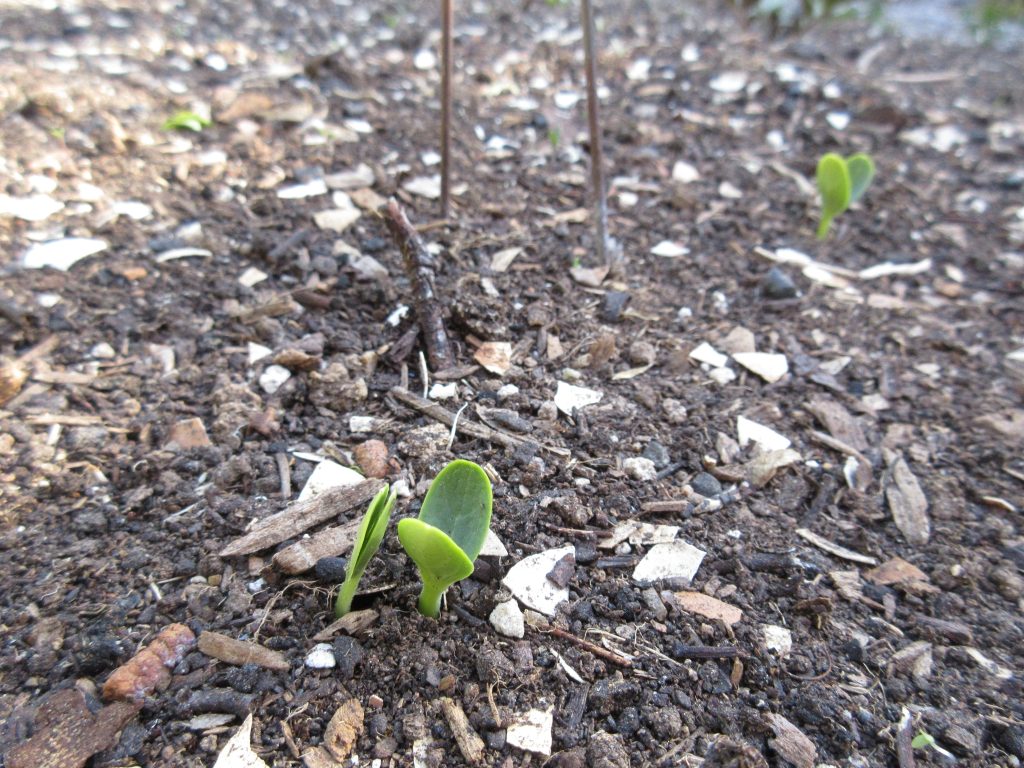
732,352,788,383
23,238,108,271
506,709,553,756
480,528,509,557
689,341,729,368
0,193,64,221
554,381,603,416
314,208,361,232
238,267,268,287
259,364,291,394
672,160,701,183
248,342,272,365
155,247,213,263
213,714,268,768
490,247,523,272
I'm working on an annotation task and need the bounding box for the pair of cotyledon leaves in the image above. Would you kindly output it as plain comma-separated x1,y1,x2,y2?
335,459,492,619
816,152,875,239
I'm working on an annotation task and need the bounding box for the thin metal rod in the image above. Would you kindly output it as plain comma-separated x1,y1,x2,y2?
440,0,454,219
580,0,613,268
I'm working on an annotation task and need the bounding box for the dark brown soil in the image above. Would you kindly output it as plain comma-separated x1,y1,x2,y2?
2,1,1023,766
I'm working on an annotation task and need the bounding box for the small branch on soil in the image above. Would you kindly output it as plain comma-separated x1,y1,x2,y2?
580,0,618,272
671,645,743,660
545,626,633,668
268,228,309,261
383,200,455,371
389,386,568,456
895,708,917,768
219,480,384,558
439,0,454,218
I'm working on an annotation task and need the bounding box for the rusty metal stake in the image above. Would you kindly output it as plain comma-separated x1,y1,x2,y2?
580,0,616,270
440,0,454,219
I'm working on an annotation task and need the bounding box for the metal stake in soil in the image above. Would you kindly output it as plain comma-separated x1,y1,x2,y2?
440,0,454,219
580,0,616,270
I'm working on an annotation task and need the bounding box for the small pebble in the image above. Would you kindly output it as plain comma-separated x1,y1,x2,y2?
313,556,348,582
642,440,671,469
761,267,798,300
690,472,722,498
489,600,526,639
305,643,336,669
601,291,630,323
623,457,657,481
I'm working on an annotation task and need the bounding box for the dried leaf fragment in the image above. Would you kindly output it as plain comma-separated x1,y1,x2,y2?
765,713,816,768
324,699,364,762
474,342,513,376
213,714,268,768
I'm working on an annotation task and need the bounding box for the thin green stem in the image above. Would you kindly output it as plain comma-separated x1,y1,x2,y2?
817,216,832,240
417,584,444,618
334,580,356,618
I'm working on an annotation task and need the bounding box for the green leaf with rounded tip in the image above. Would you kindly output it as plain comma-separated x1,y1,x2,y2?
816,152,851,240
911,732,936,750
397,518,475,618
418,459,492,562
846,153,875,203
335,484,396,617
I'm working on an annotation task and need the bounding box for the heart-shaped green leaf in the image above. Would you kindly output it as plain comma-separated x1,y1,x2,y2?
418,459,492,562
846,153,875,203
816,152,851,240
397,518,475,617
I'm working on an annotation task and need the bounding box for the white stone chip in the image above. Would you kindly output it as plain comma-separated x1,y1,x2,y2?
710,71,747,93
672,160,701,183
506,709,553,756
277,179,328,199
632,540,706,585
553,381,603,416
23,238,107,271
402,175,441,199
413,49,437,70
314,208,361,232
480,528,509,557
623,457,657,481
248,342,272,365
238,267,268,287
737,415,791,451
763,624,793,656
489,600,525,639
708,367,737,385
325,164,375,190
112,200,153,220
502,546,574,616
732,352,788,383
298,460,364,502
689,341,729,368
90,342,116,359
304,643,336,669
428,382,458,400
650,240,690,258
0,194,64,221
259,364,291,395
348,416,379,434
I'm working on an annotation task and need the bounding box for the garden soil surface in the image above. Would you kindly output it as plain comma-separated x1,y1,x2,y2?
1,0,1023,766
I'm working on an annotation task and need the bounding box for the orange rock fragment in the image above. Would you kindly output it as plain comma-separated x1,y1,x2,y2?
102,623,196,703
354,439,390,479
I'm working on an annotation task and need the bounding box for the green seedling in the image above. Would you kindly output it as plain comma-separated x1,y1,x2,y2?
162,110,211,133
334,484,397,617
397,460,492,618
911,729,957,761
816,151,875,239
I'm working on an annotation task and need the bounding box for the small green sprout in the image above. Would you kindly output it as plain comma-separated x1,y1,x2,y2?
815,151,875,239
911,732,935,750
397,460,492,618
162,110,211,133
334,484,397,617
